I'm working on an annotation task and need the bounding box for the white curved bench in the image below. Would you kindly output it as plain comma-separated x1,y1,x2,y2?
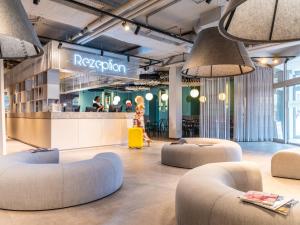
176,162,300,225
161,138,242,168
0,150,123,210
272,149,300,179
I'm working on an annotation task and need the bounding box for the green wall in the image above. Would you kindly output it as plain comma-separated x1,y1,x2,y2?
182,87,200,116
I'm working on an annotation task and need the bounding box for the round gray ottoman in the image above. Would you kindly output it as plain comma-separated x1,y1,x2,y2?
176,162,300,225
272,149,300,179
0,150,123,210
161,138,242,168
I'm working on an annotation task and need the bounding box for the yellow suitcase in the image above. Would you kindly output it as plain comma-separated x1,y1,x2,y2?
128,127,143,148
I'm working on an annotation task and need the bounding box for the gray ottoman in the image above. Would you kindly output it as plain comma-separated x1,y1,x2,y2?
272,149,300,179
176,162,300,225
161,138,242,169
0,150,123,210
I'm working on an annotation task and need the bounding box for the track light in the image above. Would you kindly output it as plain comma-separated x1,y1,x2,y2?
101,50,104,56
127,56,130,62
58,42,62,49
122,21,130,31
134,26,141,35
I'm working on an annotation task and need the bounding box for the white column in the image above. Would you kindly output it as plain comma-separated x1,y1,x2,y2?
0,60,6,155
169,66,182,138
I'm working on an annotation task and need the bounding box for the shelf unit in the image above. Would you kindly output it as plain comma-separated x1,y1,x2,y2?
8,70,60,113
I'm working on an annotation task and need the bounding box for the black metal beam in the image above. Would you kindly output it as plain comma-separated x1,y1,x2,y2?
59,0,194,44
38,36,162,67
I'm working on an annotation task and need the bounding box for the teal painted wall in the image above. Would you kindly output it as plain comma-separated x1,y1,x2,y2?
182,87,200,116
79,87,199,118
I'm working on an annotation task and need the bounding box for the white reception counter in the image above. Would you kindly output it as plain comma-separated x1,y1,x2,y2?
6,112,134,150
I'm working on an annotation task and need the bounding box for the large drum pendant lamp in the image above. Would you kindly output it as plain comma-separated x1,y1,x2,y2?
219,0,300,43
0,0,43,59
0,0,43,155
182,27,254,77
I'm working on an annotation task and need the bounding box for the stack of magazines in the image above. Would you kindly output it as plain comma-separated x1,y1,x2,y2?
240,191,298,215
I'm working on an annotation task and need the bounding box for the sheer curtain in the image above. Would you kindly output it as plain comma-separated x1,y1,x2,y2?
199,78,230,139
234,67,273,141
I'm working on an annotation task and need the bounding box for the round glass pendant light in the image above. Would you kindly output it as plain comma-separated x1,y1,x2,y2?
113,99,119,105
219,0,300,43
199,96,207,103
0,0,43,59
218,93,226,101
161,93,169,101
145,93,153,101
190,88,200,98
113,96,121,103
182,27,254,77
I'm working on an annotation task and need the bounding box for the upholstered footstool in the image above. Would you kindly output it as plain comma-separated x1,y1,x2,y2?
176,162,300,225
272,149,300,179
161,138,242,169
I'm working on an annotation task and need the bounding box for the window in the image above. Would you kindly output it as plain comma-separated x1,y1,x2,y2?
274,88,285,140
288,84,300,144
274,64,284,83
287,57,300,80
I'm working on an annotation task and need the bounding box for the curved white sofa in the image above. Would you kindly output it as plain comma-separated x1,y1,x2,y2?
272,149,300,179
176,162,300,225
161,138,242,168
0,150,123,210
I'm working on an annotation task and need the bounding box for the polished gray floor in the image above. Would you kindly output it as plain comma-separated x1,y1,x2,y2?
1,140,299,225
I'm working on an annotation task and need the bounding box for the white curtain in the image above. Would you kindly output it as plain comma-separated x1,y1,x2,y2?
234,67,273,141
199,78,230,139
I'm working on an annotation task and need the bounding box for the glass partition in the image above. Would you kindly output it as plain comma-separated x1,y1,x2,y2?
287,57,300,80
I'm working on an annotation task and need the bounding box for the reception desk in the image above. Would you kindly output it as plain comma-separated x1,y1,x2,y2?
6,112,134,150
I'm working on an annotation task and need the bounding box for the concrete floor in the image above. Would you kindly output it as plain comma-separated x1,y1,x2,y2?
1,140,300,225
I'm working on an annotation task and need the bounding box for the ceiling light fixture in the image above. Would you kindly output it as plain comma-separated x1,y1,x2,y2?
113,96,121,103
199,96,207,103
219,0,300,43
122,21,130,31
190,88,200,98
145,93,153,101
161,93,168,102
218,93,226,101
0,0,43,59
182,27,255,77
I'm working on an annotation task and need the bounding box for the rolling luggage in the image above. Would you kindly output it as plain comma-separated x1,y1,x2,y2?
128,127,143,149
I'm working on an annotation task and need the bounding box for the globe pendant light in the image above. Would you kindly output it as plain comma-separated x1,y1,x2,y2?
219,0,300,43
145,93,153,101
182,27,254,77
190,88,199,98
161,93,169,102
0,0,43,59
113,95,121,103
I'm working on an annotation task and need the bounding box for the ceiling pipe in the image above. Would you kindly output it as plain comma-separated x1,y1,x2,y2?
77,0,163,44
51,0,147,41
60,0,193,44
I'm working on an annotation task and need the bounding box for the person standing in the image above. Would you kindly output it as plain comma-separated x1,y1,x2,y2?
134,96,151,146
93,96,104,112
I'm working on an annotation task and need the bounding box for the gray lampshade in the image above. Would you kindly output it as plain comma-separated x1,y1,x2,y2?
0,0,43,59
219,0,300,43
182,27,255,77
